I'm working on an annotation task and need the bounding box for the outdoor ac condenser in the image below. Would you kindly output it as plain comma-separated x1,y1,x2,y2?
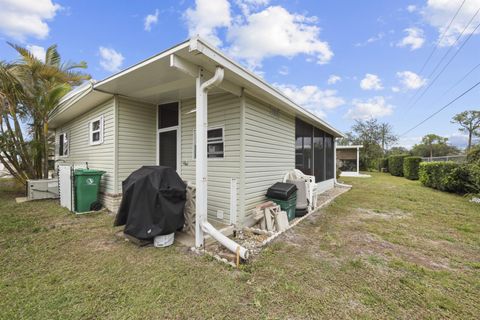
27,179,59,200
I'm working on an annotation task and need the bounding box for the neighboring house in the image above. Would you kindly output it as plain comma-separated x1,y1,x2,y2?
336,145,363,176
50,37,344,229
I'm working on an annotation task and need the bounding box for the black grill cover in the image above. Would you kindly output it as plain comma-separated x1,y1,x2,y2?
114,166,186,240
266,182,297,200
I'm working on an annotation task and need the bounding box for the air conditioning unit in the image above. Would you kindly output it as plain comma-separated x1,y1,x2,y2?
27,179,59,200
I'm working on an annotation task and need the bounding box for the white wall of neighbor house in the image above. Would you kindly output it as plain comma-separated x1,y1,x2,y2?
180,93,242,225
54,98,116,194
116,97,157,193
242,95,296,223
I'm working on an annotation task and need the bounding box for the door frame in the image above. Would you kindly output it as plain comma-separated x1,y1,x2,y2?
156,101,181,173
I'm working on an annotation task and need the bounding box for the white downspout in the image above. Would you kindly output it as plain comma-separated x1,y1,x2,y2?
195,66,249,260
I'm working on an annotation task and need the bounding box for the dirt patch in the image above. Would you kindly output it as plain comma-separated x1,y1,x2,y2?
355,208,411,220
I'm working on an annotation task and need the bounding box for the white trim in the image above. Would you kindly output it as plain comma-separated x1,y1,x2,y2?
89,115,104,145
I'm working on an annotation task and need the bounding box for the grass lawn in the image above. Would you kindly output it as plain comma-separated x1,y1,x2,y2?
1,173,479,319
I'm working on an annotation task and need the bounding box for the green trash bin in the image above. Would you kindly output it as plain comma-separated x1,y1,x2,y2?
74,169,106,213
267,193,297,221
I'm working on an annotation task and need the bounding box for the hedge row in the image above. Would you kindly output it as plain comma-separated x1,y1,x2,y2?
388,154,409,176
419,162,480,194
403,157,422,180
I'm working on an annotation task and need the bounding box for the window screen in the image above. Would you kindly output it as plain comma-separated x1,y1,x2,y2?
194,127,224,158
158,102,179,129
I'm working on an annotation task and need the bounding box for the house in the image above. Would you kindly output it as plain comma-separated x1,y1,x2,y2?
50,37,344,238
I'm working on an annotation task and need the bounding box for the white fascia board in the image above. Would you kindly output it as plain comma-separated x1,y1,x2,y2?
49,82,94,121
94,40,191,90
189,36,345,138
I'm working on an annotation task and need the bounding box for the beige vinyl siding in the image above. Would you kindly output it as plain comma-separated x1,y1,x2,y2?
54,99,115,193
180,93,241,224
243,95,295,220
116,97,157,192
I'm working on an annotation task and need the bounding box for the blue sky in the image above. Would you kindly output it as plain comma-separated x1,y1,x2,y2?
0,0,479,149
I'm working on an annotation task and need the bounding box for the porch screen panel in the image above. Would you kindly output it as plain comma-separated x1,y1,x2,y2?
313,127,325,182
325,134,334,179
295,119,313,175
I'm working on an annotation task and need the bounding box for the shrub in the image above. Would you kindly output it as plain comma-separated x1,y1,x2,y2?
403,157,422,180
378,158,389,172
467,145,480,165
388,154,409,177
418,161,479,194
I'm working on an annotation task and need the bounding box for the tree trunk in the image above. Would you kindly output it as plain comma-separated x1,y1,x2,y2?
467,131,472,151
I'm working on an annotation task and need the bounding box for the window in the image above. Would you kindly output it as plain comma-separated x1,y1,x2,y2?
89,116,104,145
193,127,224,159
158,103,179,129
59,132,69,157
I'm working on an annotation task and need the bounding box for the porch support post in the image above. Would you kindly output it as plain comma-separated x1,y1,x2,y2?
356,146,360,175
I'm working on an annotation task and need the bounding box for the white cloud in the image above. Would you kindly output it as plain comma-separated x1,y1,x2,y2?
397,27,425,50
0,0,61,41
183,2,333,70
391,86,400,93
422,0,480,47
99,47,124,73
407,5,417,13
275,83,345,118
184,0,231,46
235,0,270,15
346,96,394,120
26,44,45,61
327,74,341,85
396,71,427,90
355,32,385,47
278,65,289,75
227,6,333,69
144,9,159,31
360,73,383,90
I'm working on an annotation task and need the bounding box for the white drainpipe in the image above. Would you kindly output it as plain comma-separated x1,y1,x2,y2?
195,66,250,260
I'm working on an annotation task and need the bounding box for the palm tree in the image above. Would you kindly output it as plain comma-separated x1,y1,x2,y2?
10,43,90,178
0,44,90,184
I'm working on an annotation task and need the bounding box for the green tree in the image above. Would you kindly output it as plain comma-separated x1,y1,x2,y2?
343,119,398,169
0,44,90,184
451,110,480,152
411,134,460,158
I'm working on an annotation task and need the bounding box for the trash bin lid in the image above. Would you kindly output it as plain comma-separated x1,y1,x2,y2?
266,182,297,200
74,169,106,176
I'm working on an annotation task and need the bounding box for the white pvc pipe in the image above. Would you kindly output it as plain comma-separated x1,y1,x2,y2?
202,221,250,260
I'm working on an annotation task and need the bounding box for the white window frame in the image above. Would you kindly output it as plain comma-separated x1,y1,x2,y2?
58,132,69,157
193,126,225,160
89,115,104,146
